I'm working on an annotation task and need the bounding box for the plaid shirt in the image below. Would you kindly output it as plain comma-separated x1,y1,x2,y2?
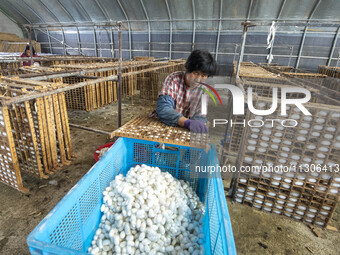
159,71,203,118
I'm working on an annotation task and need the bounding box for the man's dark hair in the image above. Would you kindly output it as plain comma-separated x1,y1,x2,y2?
185,50,217,76
24,44,35,55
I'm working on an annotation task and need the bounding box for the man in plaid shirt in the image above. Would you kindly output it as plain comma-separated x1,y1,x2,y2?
154,50,217,133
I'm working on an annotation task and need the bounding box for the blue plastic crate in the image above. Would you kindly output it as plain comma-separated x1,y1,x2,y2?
27,137,236,255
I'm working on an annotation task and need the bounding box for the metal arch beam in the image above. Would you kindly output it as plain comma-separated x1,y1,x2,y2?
76,27,83,55
0,4,23,25
21,0,46,41
110,27,115,58
191,0,196,51
2,0,31,27
46,27,53,54
247,0,253,20
215,0,223,60
327,27,340,66
308,0,322,20
56,0,76,21
267,0,286,63
295,26,308,69
36,28,85,56
20,1,44,23
139,0,151,57
61,26,67,55
9,0,40,40
165,0,173,60
36,0,61,23
37,0,61,54
276,0,286,20
2,0,40,43
56,0,81,55
93,26,98,57
98,28,103,57
237,0,253,72
20,2,41,41
74,0,93,21
116,0,132,59
295,0,322,69
94,0,111,21
94,0,114,58
73,0,96,56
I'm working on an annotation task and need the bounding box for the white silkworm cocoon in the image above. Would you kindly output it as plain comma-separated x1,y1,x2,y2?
88,164,205,255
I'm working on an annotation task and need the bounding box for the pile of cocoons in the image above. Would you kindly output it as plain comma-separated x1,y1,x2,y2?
88,164,205,255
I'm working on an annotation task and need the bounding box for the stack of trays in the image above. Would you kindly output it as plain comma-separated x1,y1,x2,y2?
233,98,340,227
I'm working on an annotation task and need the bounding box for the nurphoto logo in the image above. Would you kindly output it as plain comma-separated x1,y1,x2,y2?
199,84,312,128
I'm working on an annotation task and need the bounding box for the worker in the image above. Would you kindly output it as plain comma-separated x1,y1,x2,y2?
21,45,39,67
153,50,217,133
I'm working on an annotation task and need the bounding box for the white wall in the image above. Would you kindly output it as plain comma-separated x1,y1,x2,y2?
0,11,23,37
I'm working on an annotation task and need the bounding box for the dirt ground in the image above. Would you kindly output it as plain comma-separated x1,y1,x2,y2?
0,77,339,254
226,197,340,255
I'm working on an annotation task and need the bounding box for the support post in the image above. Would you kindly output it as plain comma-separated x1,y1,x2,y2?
327,27,340,66
235,23,249,81
165,0,172,59
46,27,53,54
116,0,132,59
27,26,33,66
140,0,151,57
93,26,98,57
118,22,123,128
61,26,67,55
215,0,223,60
111,27,115,59
76,27,82,55
191,0,196,51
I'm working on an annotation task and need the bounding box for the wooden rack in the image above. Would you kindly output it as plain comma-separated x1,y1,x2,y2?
318,65,340,78
0,79,75,193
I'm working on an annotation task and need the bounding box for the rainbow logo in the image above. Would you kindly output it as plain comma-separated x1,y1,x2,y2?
197,82,223,106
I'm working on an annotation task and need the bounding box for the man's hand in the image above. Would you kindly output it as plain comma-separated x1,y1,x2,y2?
178,116,188,127
184,119,208,133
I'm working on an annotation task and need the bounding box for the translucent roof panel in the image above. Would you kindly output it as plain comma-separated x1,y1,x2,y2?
77,0,108,22
23,0,58,23
168,0,193,30
5,0,42,24
57,0,92,22
0,1,30,25
249,0,281,20
279,0,319,21
139,0,169,30
313,0,340,20
195,0,220,30
38,0,74,22
99,0,127,21
118,0,148,30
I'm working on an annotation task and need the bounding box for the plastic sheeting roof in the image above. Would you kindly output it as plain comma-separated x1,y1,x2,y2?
0,0,339,31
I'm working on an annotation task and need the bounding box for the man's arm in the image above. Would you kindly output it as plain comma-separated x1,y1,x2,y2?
157,95,186,126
